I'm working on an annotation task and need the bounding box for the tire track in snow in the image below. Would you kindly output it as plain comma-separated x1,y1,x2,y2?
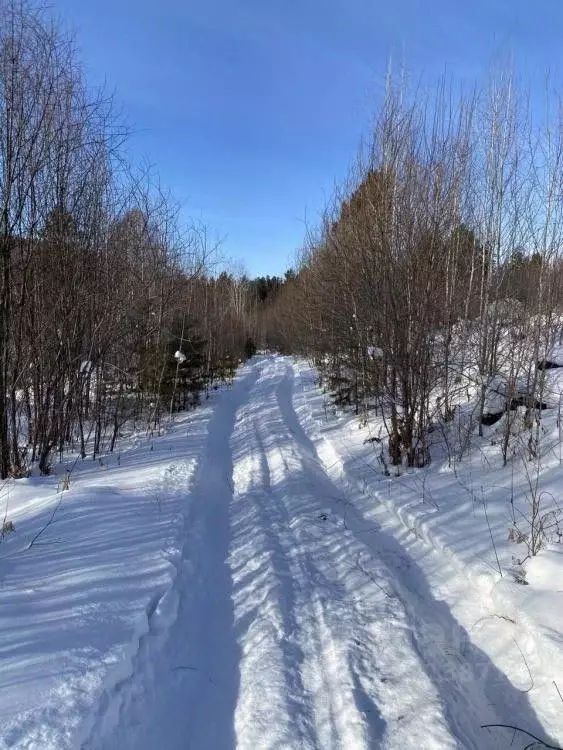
231,358,456,749
256,410,367,748
267,361,458,749
229,361,319,749
83,365,259,750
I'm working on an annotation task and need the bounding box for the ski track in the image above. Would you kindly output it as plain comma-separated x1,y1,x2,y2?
82,355,556,749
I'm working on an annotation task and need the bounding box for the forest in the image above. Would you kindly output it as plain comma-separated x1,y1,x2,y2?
266,76,563,486
3,0,563,555
0,1,285,478
2,2,563,748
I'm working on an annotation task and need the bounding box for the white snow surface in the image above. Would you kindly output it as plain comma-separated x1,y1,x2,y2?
0,355,562,749
545,343,563,367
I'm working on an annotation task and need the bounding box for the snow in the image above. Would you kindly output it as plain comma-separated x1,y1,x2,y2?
367,346,384,359
0,355,562,749
548,343,563,366
482,374,507,415
542,368,563,408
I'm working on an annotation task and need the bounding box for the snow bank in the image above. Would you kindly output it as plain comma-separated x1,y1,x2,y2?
293,358,563,746
0,405,212,749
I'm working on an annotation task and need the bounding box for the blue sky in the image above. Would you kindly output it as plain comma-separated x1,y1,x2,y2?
51,0,563,277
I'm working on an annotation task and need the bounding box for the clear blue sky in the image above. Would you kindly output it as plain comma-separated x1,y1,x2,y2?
51,0,563,277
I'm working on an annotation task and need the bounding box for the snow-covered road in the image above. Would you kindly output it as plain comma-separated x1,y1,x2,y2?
1,355,559,749
82,356,554,750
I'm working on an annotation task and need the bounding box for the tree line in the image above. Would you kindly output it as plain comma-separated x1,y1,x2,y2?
0,0,267,478
265,72,563,479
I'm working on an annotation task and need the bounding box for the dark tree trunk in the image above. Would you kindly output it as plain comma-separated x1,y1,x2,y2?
0,236,13,478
